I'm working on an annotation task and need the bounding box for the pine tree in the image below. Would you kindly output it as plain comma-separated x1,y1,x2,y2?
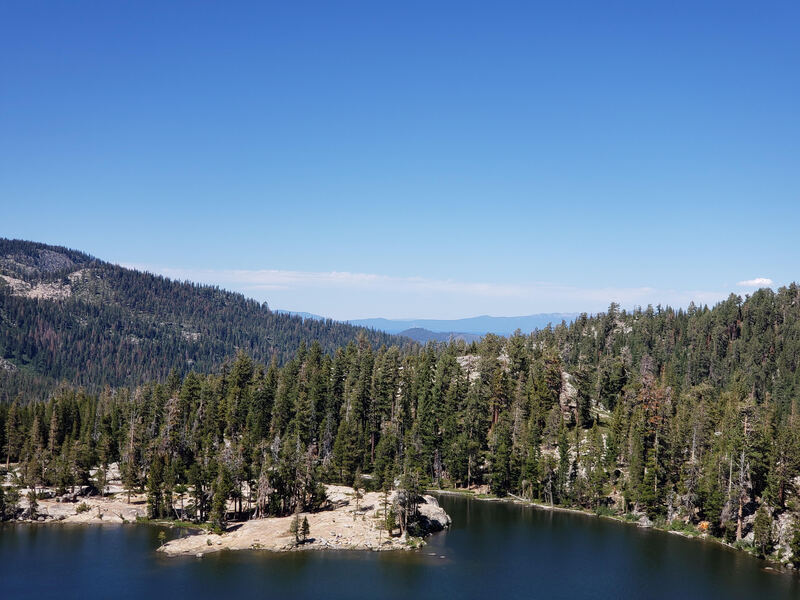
462,382,487,489
353,468,364,512
289,513,301,543
700,468,725,536
332,416,360,486
210,466,233,532
95,465,108,497
120,459,137,504
489,421,513,497
556,421,570,504
385,507,396,536
2,486,19,520
146,454,165,519
26,489,38,519
397,468,422,536
574,367,594,428
520,421,541,500
188,463,208,522
587,423,606,509
627,410,645,510
5,401,22,469
753,506,773,557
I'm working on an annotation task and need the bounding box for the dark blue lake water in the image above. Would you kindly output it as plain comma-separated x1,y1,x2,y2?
1,494,798,599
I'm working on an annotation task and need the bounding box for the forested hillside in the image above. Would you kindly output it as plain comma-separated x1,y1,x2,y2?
3,284,800,563
0,239,403,401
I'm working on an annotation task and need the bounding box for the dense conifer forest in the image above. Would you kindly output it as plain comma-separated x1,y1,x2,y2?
0,239,404,401
3,282,800,562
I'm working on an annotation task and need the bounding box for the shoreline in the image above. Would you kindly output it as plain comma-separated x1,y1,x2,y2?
5,476,791,572
2,483,451,557
430,488,795,574
16,494,147,525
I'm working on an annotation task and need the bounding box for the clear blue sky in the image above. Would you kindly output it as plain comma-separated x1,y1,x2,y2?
2,1,798,319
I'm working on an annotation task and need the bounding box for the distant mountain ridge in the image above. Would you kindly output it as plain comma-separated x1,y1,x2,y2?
277,310,578,338
397,328,482,344
0,239,404,401
348,313,578,336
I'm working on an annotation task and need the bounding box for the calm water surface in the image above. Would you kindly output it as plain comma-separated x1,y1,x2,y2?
2,495,798,599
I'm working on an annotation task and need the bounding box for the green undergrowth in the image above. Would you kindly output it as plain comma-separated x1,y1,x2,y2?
135,517,214,531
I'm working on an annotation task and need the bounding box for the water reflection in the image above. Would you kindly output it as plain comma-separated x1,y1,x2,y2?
1,495,799,600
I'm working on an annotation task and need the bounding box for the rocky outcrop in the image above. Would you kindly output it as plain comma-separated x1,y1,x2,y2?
0,274,73,300
417,495,451,533
774,512,795,559
455,355,482,382
0,246,80,277
558,371,577,413
57,487,90,503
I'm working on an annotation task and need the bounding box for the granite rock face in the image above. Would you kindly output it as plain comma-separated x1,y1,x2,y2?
417,495,452,533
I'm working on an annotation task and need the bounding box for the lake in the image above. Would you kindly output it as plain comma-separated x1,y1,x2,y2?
2,494,798,599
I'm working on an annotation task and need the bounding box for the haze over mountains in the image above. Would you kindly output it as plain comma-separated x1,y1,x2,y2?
349,314,579,336
278,312,579,340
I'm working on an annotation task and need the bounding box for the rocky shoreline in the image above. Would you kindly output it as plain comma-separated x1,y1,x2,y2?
432,488,796,573
2,465,451,557
2,463,451,555
25,493,146,524
159,485,451,557
2,463,146,525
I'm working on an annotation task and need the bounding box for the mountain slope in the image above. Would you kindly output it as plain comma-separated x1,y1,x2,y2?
0,238,405,400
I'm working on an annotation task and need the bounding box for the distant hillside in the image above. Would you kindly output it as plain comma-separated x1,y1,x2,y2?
0,239,405,401
398,327,482,344
349,313,578,336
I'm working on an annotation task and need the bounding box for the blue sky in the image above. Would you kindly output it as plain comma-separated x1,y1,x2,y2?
2,1,798,319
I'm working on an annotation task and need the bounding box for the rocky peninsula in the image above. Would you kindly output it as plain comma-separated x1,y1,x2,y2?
159,484,451,556
2,463,450,556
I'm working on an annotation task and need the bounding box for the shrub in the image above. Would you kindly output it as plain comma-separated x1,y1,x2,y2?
622,513,639,522
667,520,697,535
